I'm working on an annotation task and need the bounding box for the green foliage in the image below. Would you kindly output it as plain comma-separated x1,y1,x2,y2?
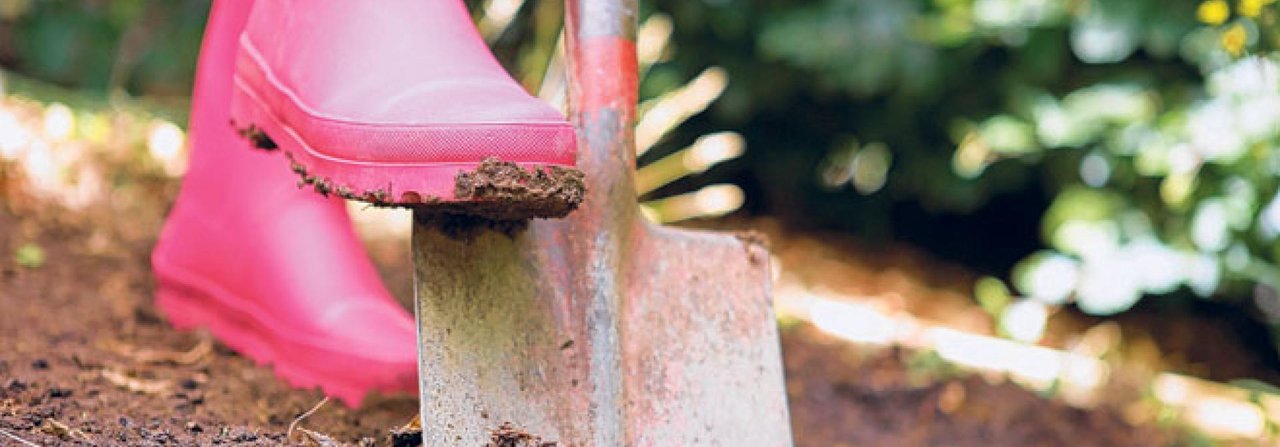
14,242,44,269
947,4,1280,316
759,0,932,98
905,349,967,383
648,0,1280,321
0,0,208,96
974,275,1013,316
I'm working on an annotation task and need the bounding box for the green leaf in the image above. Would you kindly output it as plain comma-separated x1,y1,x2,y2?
14,243,45,269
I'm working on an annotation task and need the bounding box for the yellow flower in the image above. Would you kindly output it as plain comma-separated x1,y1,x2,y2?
1239,0,1277,18
1198,0,1231,24
1221,23,1248,56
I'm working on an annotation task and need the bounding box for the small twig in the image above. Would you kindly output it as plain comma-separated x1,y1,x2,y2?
40,418,91,441
287,397,331,442
0,428,39,447
297,428,343,447
401,414,421,431
101,369,171,395
111,334,213,365
138,336,213,365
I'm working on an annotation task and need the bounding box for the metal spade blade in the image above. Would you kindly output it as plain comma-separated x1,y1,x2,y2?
411,1,792,444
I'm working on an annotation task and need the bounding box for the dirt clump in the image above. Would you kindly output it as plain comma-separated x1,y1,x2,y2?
288,155,392,205
450,157,585,220
487,422,555,447
409,158,590,241
233,123,278,151
281,149,585,222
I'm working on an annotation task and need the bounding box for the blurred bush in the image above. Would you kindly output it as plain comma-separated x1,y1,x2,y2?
646,0,1280,329
0,0,207,98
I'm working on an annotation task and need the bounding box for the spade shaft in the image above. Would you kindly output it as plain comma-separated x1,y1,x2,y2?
410,0,792,444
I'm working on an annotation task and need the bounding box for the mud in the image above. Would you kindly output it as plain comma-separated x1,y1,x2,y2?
288,156,392,205
281,148,585,221
232,119,587,220
233,123,278,151
387,424,422,447
486,422,555,447
449,157,585,221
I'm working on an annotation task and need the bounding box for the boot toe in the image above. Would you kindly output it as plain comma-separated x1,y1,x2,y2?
228,0,583,209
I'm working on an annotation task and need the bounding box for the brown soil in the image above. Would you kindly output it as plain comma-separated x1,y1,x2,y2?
287,153,395,205
783,324,1186,446
0,208,416,446
409,158,589,240
0,195,1201,446
486,422,554,447
0,113,1208,446
741,218,1280,385
449,157,584,221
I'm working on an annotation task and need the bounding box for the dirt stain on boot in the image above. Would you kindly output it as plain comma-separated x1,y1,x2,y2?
451,157,586,221
232,123,278,151
262,132,586,224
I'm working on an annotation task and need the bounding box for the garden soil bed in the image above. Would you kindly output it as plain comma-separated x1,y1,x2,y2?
0,194,1193,445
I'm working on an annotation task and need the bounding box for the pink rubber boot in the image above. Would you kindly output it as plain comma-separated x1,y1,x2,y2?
230,0,584,219
152,0,417,406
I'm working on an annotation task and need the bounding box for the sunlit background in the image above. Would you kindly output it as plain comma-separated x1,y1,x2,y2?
4,0,1280,444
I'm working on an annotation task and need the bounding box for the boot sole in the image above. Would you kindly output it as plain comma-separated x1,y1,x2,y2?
229,75,585,221
152,253,417,406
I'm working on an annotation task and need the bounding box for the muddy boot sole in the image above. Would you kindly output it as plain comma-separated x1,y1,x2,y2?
235,124,586,222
